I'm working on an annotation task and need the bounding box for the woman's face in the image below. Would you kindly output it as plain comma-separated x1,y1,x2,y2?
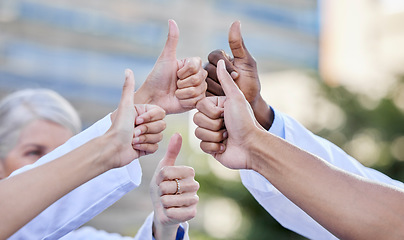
0,119,73,178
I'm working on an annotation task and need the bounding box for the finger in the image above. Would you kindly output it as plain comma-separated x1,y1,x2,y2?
178,96,205,110
207,50,238,78
205,63,219,83
132,143,159,155
164,205,197,222
195,97,224,119
133,132,163,145
159,19,179,59
161,193,199,208
175,81,207,100
118,69,135,112
195,127,227,143
135,106,166,125
200,141,225,154
157,165,195,184
177,69,207,89
206,91,214,97
159,178,200,195
216,60,244,98
160,133,182,168
134,120,166,137
112,69,136,127
193,111,224,131
228,21,251,61
177,57,203,79
206,78,225,97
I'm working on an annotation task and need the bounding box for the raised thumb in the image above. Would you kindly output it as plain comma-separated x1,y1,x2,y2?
159,133,182,167
216,60,244,98
228,21,249,60
159,19,179,59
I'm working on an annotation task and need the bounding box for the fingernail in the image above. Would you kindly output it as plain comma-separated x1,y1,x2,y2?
220,112,224,118
223,131,228,139
220,144,225,152
134,129,142,137
133,137,140,144
125,69,131,78
137,117,144,124
218,59,225,69
231,71,239,79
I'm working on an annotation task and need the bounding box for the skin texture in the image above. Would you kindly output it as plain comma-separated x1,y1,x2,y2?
194,59,404,240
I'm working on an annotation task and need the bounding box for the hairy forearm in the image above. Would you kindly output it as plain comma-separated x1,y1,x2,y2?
0,136,113,239
250,130,404,239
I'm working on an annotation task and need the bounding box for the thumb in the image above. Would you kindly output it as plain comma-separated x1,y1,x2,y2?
121,69,135,106
159,19,179,59
228,21,250,60
216,60,245,99
115,69,135,119
159,133,182,168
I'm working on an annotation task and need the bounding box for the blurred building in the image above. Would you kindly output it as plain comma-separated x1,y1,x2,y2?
0,0,319,125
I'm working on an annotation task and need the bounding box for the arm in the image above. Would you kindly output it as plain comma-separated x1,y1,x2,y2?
6,70,166,240
194,60,404,239
204,20,404,239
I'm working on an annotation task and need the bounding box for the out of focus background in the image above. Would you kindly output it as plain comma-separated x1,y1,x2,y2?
1,0,404,239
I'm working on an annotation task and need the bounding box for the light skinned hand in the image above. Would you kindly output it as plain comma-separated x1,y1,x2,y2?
106,69,166,170
135,19,207,114
150,133,199,240
204,21,273,130
196,60,264,170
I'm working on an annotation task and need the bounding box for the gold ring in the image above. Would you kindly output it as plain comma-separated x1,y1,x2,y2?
174,178,180,195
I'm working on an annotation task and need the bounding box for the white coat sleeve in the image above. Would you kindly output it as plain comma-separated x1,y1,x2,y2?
132,212,189,240
59,212,189,240
239,108,404,240
9,114,142,240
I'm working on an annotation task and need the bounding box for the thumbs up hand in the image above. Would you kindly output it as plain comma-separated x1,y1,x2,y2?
135,20,207,115
204,21,273,130
149,133,199,240
195,60,261,170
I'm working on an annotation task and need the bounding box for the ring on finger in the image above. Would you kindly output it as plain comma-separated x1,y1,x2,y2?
174,178,181,195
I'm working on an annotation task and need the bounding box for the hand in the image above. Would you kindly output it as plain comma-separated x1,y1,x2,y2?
135,20,207,114
106,69,166,170
195,60,263,170
150,133,199,240
204,21,273,130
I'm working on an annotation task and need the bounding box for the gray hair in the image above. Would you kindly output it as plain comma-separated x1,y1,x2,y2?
0,89,82,159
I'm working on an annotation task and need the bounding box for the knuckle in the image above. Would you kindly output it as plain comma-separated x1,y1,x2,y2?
187,60,199,73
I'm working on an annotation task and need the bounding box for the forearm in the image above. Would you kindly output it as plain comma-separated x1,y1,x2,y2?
0,136,112,239
251,96,272,130
251,130,404,239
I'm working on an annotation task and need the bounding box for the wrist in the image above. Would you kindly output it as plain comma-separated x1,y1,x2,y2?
95,132,123,171
247,128,273,172
251,95,273,130
152,220,179,240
